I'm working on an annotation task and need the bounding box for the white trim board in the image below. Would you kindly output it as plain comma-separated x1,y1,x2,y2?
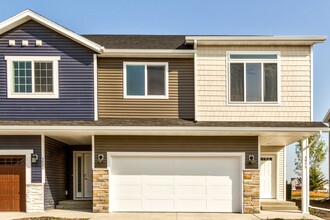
0,149,33,184
0,10,103,52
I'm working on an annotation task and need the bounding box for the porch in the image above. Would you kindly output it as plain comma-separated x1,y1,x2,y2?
43,136,93,210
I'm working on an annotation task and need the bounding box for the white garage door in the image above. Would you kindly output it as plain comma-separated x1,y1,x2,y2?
110,154,242,212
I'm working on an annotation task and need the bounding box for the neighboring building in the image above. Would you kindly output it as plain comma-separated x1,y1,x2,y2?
291,178,302,190
0,10,327,214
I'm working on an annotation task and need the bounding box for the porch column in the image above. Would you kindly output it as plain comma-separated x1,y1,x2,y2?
301,138,309,214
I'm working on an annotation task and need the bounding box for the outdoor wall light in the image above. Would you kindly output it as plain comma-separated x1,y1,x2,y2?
97,154,105,163
31,153,39,163
248,155,255,164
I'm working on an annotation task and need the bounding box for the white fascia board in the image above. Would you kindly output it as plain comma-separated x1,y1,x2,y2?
0,10,103,52
186,36,327,45
0,125,328,133
323,109,330,122
99,49,196,58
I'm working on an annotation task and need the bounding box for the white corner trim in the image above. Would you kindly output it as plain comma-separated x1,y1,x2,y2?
93,54,98,121
123,62,169,99
0,149,33,184
283,146,287,201
41,135,45,184
258,136,261,169
92,135,95,170
0,10,103,52
194,39,198,121
5,56,60,99
310,46,314,121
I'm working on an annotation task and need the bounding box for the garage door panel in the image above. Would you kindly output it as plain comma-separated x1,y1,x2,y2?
143,175,174,183
208,200,238,212
145,199,174,211
176,175,206,184
114,199,142,211
145,185,174,196
110,155,242,212
113,175,142,183
178,185,207,197
0,158,25,211
113,185,142,198
208,186,233,197
177,199,207,211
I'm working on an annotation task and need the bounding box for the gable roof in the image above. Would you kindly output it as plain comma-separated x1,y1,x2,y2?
0,10,103,52
323,109,330,122
83,35,193,50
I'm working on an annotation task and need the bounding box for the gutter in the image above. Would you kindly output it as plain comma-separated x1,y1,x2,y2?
185,36,327,45
0,126,328,132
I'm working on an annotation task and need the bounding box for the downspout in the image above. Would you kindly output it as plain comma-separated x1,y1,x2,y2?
194,39,198,122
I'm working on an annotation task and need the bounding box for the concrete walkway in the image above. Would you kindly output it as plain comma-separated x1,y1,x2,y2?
0,209,322,220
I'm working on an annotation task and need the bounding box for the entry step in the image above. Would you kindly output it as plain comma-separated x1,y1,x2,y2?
261,201,299,211
56,200,92,210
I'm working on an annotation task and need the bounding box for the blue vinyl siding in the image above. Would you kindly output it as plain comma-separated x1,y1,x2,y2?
0,20,95,119
0,135,41,183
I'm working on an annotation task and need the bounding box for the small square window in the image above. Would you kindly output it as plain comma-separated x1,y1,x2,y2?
5,56,60,99
124,62,168,99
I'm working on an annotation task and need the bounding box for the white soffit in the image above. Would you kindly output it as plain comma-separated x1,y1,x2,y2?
0,10,103,52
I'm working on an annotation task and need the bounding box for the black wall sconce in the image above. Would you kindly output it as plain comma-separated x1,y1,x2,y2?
97,154,104,163
248,155,255,164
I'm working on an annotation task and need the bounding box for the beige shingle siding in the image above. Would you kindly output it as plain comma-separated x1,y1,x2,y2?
261,146,285,201
197,45,311,121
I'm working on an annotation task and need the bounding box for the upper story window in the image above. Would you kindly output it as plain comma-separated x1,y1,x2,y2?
227,52,280,104
5,56,60,99
124,62,168,99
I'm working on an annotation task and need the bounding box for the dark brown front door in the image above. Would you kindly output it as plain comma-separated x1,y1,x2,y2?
0,157,26,211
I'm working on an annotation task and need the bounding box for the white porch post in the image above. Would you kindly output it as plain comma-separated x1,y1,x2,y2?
301,138,309,214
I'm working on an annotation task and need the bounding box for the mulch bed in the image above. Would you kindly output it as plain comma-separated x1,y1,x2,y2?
292,199,330,220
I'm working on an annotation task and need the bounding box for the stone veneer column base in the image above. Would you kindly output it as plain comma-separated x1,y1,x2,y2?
243,169,260,214
93,168,109,213
26,183,44,212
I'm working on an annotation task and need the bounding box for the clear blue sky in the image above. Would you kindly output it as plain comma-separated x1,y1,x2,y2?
1,0,330,180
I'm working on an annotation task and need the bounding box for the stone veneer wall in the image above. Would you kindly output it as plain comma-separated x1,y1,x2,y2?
26,183,44,212
243,169,260,214
93,169,109,213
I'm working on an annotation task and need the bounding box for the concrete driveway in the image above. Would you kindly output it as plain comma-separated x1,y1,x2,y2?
1,209,322,220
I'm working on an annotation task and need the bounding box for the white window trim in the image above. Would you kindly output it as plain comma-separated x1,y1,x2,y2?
5,56,60,99
226,51,281,106
0,149,33,184
123,62,169,99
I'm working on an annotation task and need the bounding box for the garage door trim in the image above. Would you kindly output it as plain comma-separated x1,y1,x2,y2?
107,152,245,213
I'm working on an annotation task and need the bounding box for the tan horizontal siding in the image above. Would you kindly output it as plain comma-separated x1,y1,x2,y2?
95,135,258,169
197,45,311,121
98,58,194,119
